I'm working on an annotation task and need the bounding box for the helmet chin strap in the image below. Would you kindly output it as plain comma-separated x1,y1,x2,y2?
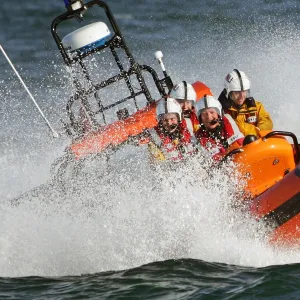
167,125,181,141
209,119,219,125
159,121,179,135
169,124,178,131
202,116,221,127
183,109,192,118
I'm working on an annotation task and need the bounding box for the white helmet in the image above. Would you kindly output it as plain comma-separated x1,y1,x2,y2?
156,97,182,121
170,81,196,102
195,95,222,118
224,69,251,98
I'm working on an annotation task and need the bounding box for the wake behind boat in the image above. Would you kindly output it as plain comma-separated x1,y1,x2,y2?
42,0,300,246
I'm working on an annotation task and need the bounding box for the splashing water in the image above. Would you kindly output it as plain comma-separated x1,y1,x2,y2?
1,143,300,278
2,7,300,278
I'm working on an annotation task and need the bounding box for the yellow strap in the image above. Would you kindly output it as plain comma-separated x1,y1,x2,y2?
148,142,166,161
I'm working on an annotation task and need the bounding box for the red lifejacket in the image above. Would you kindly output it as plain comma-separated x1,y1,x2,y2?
196,114,244,161
153,122,196,161
183,110,200,141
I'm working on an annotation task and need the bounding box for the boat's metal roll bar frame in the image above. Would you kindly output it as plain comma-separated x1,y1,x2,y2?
51,0,173,137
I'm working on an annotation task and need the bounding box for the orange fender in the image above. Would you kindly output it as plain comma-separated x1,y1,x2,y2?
250,165,300,245
70,102,157,159
232,135,296,197
192,81,213,100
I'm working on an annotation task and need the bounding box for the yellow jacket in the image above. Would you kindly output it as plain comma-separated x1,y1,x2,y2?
225,99,273,137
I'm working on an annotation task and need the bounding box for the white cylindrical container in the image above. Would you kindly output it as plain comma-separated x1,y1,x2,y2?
62,22,111,54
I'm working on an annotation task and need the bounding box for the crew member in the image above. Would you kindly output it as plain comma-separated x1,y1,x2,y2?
170,81,199,142
147,97,196,161
195,95,244,161
218,69,273,137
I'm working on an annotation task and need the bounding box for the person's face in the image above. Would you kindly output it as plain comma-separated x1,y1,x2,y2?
176,99,193,112
162,113,179,132
200,108,219,130
230,90,247,106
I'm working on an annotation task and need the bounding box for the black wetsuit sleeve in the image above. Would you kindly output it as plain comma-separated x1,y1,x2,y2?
218,88,232,110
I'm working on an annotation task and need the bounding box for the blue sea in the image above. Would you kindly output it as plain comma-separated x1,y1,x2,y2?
1,0,300,299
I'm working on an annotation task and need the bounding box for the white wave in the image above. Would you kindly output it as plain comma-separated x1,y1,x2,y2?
1,17,300,278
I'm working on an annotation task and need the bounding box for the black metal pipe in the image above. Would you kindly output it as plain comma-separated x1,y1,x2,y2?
140,65,166,97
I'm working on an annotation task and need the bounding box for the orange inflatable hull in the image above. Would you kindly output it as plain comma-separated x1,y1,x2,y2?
232,134,300,245
70,102,157,159
232,134,296,197
250,166,300,246
70,81,211,159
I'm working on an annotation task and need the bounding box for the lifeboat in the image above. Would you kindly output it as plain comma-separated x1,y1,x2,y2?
51,0,213,159
225,131,300,245
52,1,300,246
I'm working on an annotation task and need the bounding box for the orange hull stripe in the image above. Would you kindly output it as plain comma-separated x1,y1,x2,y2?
70,81,212,159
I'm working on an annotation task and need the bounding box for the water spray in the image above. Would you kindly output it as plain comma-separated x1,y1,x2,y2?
0,45,59,138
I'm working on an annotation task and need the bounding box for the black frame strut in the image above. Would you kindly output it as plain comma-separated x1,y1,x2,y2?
51,0,171,136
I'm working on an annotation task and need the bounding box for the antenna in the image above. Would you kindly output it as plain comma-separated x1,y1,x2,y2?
155,51,167,77
0,45,59,138
154,50,173,91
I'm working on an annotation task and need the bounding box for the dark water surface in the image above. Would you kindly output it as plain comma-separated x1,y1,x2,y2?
2,259,300,299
